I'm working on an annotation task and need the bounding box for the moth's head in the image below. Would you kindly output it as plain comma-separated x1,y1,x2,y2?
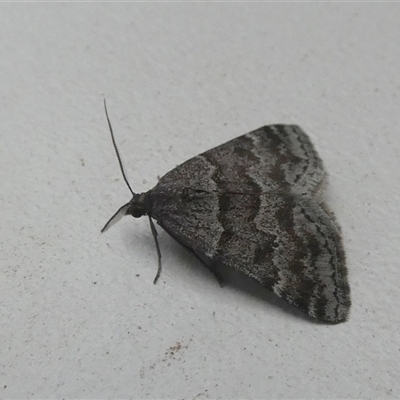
126,193,147,218
101,193,147,233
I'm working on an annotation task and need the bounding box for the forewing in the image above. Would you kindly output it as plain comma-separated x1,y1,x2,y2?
150,125,349,322
151,188,350,323
212,192,350,323
157,125,325,196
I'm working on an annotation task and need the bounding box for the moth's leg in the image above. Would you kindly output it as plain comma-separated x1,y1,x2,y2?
148,216,162,284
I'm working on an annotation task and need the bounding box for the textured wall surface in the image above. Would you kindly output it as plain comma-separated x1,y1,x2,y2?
1,3,399,399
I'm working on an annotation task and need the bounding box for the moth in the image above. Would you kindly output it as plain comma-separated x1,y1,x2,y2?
102,101,350,323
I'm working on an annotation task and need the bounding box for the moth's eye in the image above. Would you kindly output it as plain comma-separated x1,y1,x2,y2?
128,204,146,218
131,209,143,218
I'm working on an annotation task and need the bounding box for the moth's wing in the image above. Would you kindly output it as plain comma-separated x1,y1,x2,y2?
151,189,350,323
157,125,326,196
212,192,350,323
151,125,349,322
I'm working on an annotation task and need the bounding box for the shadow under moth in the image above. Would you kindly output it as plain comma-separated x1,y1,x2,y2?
102,102,350,324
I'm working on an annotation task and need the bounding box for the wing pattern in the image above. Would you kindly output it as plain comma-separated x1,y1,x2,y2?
149,125,350,323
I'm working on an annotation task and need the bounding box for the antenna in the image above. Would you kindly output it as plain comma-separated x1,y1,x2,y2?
103,99,135,196
102,101,163,283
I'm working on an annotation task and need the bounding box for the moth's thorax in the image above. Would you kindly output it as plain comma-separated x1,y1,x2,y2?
148,184,214,223
126,192,150,218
